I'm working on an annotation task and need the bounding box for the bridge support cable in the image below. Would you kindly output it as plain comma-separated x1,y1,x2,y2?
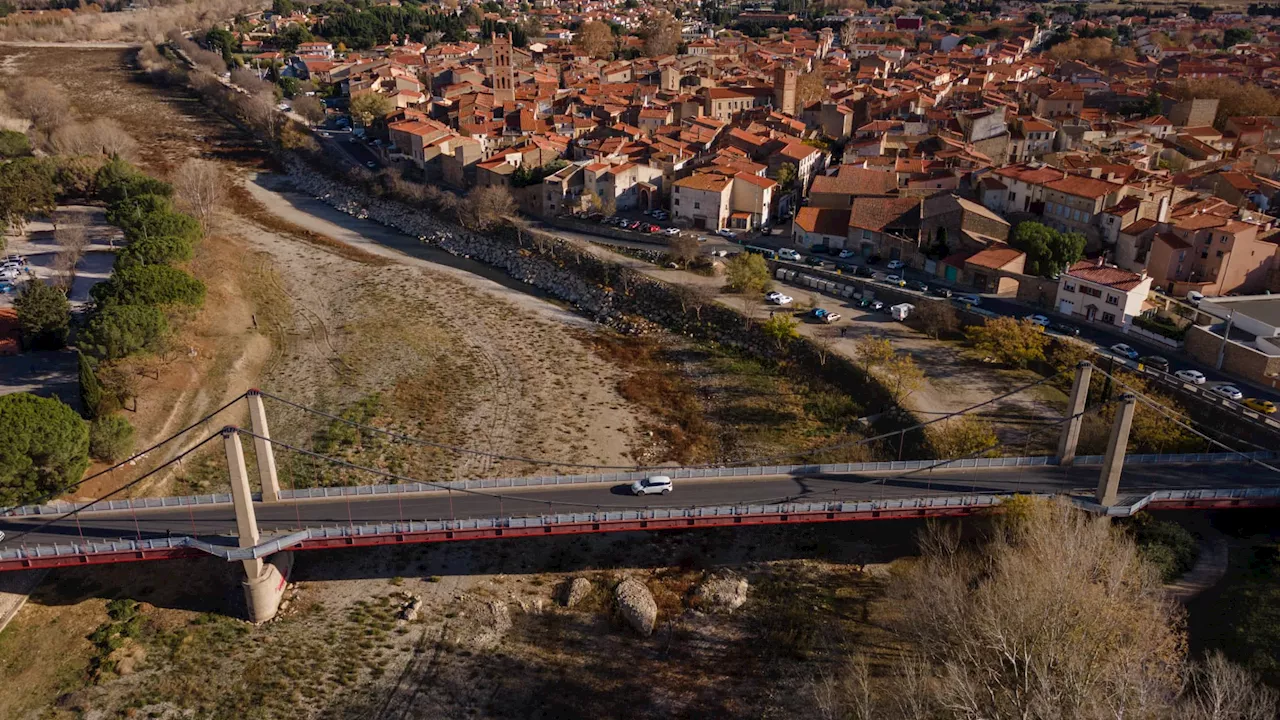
1,390,251,515
1,432,223,547
253,372,1067,473
1091,366,1280,476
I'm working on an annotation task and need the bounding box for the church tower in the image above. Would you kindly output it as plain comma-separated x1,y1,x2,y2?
491,32,515,104
773,64,797,117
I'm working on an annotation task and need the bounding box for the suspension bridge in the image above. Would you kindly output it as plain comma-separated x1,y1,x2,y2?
2,362,1278,621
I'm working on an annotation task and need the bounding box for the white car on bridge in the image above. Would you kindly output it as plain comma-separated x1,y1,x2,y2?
630,476,673,496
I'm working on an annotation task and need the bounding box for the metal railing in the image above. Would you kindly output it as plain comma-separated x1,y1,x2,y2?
5,486,1280,565
5,452,1276,517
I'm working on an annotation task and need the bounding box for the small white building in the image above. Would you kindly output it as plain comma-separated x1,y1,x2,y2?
1056,259,1152,329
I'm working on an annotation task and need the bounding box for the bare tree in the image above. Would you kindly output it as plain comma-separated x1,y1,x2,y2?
666,234,700,265
172,159,224,229
1180,651,1279,720
292,95,326,125
6,78,69,133
462,186,516,230
890,497,1187,720
49,118,138,158
912,300,959,339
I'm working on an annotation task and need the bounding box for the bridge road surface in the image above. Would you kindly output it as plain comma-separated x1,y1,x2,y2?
0,464,1273,551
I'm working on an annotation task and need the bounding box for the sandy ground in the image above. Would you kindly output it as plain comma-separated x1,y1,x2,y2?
225,174,643,484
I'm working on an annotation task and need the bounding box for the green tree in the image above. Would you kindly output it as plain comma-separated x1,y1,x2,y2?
94,157,172,206
724,252,772,294
78,351,103,419
1223,27,1255,46
965,316,1049,368
854,336,894,374
89,414,135,463
271,0,295,15
108,194,201,245
205,27,238,63
0,130,30,159
80,304,169,360
91,265,205,308
349,92,393,126
0,157,57,235
776,163,798,192
0,393,90,507
276,24,314,54
13,280,69,350
114,235,195,269
926,415,998,458
1009,221,1086,278
278,76,301,98
761,314,798,352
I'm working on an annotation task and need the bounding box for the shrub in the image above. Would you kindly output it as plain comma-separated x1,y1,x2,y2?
89,414,135,463
0,129,31,158
724,253,772,294
80,304,169,360
965,316,1049,368
13,280,69,349
91,265,205,308
0,393,90,506
1129,514,1199,582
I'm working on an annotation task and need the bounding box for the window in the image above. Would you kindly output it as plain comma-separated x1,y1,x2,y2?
1063,281,1077,292
1102,311,1116,324
862,229,872,240
1216,250,1224,258
694,202,701,210
1105,294,1119,306
1220,236,1228,244
673,199,680,206
1178,251,1186,261
1046,202,1055,214
1009,191,1016,202
1081,286,1102,298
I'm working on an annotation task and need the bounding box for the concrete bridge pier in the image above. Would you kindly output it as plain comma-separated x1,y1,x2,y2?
246,390,281,503
1096,394,1137,507
1057,361,1092,466
223,427,290,623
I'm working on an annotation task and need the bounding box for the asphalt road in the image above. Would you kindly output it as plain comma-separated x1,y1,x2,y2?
2,464,1274,550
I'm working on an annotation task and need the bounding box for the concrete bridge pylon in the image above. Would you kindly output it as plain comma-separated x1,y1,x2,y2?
223,426,290,623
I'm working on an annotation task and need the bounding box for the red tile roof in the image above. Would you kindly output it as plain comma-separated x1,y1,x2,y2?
1064,260,1148,292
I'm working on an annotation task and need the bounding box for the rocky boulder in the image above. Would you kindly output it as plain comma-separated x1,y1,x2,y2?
614,578,658,636
562,577,592,608
693,572,749,613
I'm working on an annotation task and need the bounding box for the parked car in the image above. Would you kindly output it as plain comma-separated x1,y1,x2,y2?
854,265,875,278
1211,384,1244,401
1139,355,1170,372
766,291,793,305
364,161,377,169
930,287,953,299
884,274,906,287
1025,314,1051,327
663,227,680,236
716,228,737,238
1049,322,1079,336
909,280,929,293
886,259,905,270
805,256,826,267
1174,369,1206,384
838,249,856,259
955,294,982,306
1109,343,1140,360
1186,290,1204,306
778,248,802,261
867,254,883,265
630,475,673,496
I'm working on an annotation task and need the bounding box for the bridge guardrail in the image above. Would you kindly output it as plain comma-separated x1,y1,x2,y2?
4,451,1276,517
5,487,1280,565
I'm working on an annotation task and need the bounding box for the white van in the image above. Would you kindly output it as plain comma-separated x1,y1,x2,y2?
778,248,802,261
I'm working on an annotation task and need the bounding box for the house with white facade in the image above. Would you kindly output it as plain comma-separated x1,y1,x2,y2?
1056,259,1152,329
